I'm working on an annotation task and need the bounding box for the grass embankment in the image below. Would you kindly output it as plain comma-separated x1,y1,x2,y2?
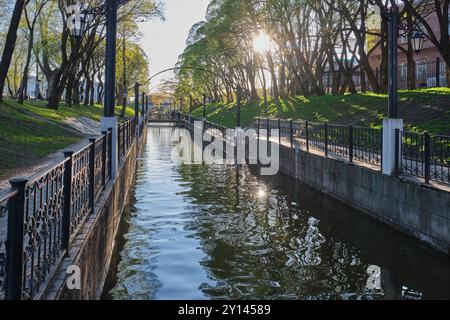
191,88,450,135
0,99,135,179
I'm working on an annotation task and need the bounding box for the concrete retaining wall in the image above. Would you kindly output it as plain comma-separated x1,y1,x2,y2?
43,127,148,300
191,121,450,255
278,144,450,255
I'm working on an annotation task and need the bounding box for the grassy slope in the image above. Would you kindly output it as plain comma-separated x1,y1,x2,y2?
0,99,135,179
191,88,450,135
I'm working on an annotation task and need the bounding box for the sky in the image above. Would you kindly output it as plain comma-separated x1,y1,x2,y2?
138,0,210,93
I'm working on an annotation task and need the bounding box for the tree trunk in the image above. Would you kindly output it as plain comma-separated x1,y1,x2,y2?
0,0,26,100
47,70,65,109
89,78,94,106
266,53,279,100
73,79,80,105
84,78,91,105
360,68,367,93
18,27,34,104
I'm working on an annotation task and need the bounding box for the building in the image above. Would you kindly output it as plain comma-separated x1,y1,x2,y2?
367,4,449,89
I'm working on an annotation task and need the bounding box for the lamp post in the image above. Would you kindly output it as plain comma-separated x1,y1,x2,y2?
382,9,424,175
134,82,139,127
67,1,130,179
101,0,119,178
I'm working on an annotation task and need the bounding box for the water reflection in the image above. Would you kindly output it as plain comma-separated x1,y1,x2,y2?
107,127,450,300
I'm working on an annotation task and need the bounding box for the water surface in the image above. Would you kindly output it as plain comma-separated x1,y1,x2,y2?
107,126,450,300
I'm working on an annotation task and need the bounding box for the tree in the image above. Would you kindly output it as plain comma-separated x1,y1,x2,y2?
0,0,27,100
18,0,49,104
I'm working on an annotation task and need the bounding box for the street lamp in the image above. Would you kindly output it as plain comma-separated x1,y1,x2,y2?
67,3,87,38
383,9,425,176
67,0,129,179
411,30,425,54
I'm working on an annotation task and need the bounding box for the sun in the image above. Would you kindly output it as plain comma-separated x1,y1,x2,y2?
253,32,272,54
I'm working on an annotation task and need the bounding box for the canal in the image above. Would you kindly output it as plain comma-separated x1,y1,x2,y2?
105,126,450,300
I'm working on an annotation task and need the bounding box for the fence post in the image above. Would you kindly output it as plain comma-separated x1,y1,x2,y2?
424,132,431,184
278,119,281,145
62,151,74,254
436,57,440,87
141,92,145,118
108,129,113,176
117,125,121,164
88,138,96,212
305,121,310,152
257,118,260,141
349,125,354,163
126,121,130,149
6,177,28,300
394,129,400,175
324,123,329,157
101,132,107,188
122,124,126,156
290,120,293,148
134,83,139,125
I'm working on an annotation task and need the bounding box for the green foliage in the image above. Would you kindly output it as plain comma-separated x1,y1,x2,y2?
192,88,450,135
0,99,134,178
0,101,79,177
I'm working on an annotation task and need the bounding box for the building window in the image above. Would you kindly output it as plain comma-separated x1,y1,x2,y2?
400,63,408,81
400,35,408,44
416,61,427,80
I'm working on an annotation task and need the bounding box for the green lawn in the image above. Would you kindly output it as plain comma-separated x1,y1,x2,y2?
0,99,135,179
191,88,450,135
6,99,135,123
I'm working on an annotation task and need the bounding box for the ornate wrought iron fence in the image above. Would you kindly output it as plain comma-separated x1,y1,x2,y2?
401,131,450,185
178,113,448,186
70,148,91,236
308,122,326,153
328,124,350,158
105,129,112,182
204,120,227,136
0,117,138,300
118,123,125,161
353,126,383,166
430,135,450,184
0,191,17,300
22,161,66,299
93,137,105,200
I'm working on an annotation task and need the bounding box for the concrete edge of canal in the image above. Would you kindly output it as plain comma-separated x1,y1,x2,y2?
277,143,450,256
41,125,149,300
185,122,450,256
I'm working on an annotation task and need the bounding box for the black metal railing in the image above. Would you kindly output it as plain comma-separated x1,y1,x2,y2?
203,120,227,136
22,161,66,299
0,116,139,300
252,118,383,168
0,190,17,300
352,126,383,166
400,131,450,185
174,112,449,186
